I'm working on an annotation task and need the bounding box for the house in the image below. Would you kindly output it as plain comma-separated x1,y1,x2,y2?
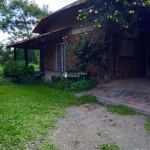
7,0,150,80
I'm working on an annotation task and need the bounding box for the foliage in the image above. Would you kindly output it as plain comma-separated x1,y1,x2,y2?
99,142,123,150
0,83,98,149
78,0,150,39
70,32,106,73
77,0,150,82
0,65,3,76
145,116,150,133
0,0,49,67
107,104,138,115
69,79,97,92
16,49,40,65
0,0,50,43
39,79,56,88
0,77,10,85
54,80,67,90
3,60,41,83
45,78,72,91
29,63,39,70
39,76,97,92
0,43,13,65
51,76,62,83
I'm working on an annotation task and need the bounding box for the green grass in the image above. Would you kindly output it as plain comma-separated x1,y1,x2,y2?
0,65,3,75
29,63,40,70
0,83,98,150
99,142,123,150
145,116,150,133
107,104,138,115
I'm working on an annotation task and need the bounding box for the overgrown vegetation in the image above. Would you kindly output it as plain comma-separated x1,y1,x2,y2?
3,60,41,83
0,43,13,65
42,77,97,92
78,0,150,38
0,65,3,76
77,0,150,82
2,59,96,91
69,79,96,92
70,32,106,81
107,104,138,115
0,83,98,149
99,142,123,150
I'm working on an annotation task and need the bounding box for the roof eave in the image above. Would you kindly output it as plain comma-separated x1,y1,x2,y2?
32,0,85,34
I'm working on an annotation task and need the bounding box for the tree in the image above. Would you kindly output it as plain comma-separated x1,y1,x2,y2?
0,0,51,65
0,0,50,43
77,0,150,82
70,32,106,82
0,43,13,65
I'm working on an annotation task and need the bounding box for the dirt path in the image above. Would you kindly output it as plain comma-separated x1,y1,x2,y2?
51,103,150,150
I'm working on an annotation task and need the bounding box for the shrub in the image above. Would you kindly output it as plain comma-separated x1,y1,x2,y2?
55,78,72,90
69,79,96,92
38,79,55,88
0,77,10,85
3,60,41,83
51,76,62,83
99,142,123,150
0,65,3,76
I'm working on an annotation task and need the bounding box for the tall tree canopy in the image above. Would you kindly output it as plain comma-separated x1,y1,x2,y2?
0,0,50,43
0,0,51,65
77,0,150,38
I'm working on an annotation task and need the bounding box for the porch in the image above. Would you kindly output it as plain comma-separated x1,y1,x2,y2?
7,28,71,77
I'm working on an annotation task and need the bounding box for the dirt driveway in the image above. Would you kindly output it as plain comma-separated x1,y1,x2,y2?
51,78,150,150
51,103,150,150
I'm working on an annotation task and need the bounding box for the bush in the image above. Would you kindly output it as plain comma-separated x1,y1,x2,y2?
50,76,97,92
38,79,55,88
99,142,123,150
54,78,72,90
51,76,62,83
0,77,10,85
3,60,41,83
0,65,3,76
69,79,96,92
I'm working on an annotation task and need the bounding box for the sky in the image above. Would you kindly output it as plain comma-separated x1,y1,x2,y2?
0,0,76,43
35,0,76,11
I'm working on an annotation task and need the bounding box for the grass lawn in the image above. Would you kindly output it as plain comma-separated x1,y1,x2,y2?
107,104,138,115
0,83,97,150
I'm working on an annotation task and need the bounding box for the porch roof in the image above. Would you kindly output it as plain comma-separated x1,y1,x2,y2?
7,27,71,50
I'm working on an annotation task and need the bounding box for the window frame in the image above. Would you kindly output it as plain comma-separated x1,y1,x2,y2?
54,43,66,72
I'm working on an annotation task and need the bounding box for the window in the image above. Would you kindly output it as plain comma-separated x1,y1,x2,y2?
54,43,65,72
121,39,135,57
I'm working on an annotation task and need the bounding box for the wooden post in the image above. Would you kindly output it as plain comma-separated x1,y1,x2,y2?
24,46,28,65
40,40,45,75
14,47,17,61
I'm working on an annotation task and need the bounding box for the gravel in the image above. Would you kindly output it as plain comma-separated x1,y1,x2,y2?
51,103,150,150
